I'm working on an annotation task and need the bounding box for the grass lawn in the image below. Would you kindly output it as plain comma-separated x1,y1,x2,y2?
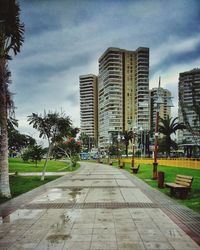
0,175,60,205
9,157,80,172
113,162,200,214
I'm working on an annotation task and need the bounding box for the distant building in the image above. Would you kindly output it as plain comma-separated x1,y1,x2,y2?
178,68,200,149
98,47,149,148
150,87,172,132
79,74,98,147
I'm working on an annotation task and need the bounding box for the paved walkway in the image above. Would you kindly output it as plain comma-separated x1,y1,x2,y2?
0,162,200,250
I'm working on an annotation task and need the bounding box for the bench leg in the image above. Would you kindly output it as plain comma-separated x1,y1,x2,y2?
179,189,188,199
170,188,175,197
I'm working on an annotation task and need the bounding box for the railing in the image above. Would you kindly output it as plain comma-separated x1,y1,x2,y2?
120,157,200,169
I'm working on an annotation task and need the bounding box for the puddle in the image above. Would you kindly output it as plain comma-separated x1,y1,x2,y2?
60,214,70,224
47,234,71,244
68,188,83,202
0,209,43,223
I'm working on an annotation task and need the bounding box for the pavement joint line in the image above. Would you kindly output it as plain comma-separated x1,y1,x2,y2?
51,186,136,189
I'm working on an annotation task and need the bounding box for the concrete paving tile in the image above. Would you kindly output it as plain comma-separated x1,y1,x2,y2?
92,233,116,241
116,179,136,187
120,188,153,203
71,228,93,235
116,231,141,241
36,234,69,249
117,241,145,250
144,241,174,250
114,218,134,224
93,228,115,235
115,222,136,229
17,233,45,244
160,228,188,240
93,223,115,229
135,222,159,229
63,241,91,250
90,240,117,250
63,234,92,242
8,242,38,249
72,223,94,229
170,240,200,249
91,180,117,187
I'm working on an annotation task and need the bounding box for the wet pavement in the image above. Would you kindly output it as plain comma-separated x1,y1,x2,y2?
0,162,200,250
9,172,69,176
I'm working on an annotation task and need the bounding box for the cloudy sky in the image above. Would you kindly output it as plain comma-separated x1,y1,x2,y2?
9,0,200,142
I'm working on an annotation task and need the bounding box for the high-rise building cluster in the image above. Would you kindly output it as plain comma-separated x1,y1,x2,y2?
79,46,199,152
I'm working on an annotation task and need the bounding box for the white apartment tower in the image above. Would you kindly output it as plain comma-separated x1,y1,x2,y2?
98,47,149,148
178,69,200,146
79,74,98,146
150,87,172,132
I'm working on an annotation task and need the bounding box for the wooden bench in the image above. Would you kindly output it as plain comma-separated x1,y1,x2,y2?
132,164,140,174
165,175,193,199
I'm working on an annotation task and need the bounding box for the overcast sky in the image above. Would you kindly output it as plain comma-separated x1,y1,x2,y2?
9,0,200,142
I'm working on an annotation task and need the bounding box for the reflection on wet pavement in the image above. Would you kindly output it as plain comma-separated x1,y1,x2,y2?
0,209,44,224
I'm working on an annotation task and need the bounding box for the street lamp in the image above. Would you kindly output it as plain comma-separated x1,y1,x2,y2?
117,132,121,166
131,131,136,169
139,127,143,158
152,77,173,179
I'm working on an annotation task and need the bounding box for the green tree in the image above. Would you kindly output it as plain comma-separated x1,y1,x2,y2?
22,145,46,167
28,111,72,180
0,0,24,197
8,130,36,153
79,132,91,151
52,134,81,166
158,116,186,157
122,130,133,157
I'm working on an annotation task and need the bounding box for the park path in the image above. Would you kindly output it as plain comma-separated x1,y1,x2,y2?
0,162,200,250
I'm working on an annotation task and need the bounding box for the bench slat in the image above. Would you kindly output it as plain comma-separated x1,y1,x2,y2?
176,177,192,182
176,175,193,180
175,180,191,187
166,183,186,188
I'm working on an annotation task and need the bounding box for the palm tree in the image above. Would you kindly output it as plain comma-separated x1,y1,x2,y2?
28,111,72,180
123,130,133,157
158,116,186,157
0,0,24,197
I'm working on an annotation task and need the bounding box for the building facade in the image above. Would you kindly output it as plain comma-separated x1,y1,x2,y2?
79,74,98,147
150,87,172,132
98,47,149,149
178,69,200,147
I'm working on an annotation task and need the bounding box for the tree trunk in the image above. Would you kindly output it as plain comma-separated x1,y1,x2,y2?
41,142,52,181
0,60,11,198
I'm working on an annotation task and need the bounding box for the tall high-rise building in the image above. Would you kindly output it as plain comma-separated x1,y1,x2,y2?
150,87,172,132
98,47,149,148
79,74,98,146
178,68,200,146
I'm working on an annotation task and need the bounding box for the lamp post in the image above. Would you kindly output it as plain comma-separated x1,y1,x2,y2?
139,127,143,158
106,139,110,164
131,131,136,169
152,77,173,179
117,132,121,166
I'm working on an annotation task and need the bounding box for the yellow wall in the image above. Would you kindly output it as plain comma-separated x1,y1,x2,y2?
121,158,200,169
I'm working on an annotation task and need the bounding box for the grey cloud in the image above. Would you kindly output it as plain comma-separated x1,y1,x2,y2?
9,0,200,138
